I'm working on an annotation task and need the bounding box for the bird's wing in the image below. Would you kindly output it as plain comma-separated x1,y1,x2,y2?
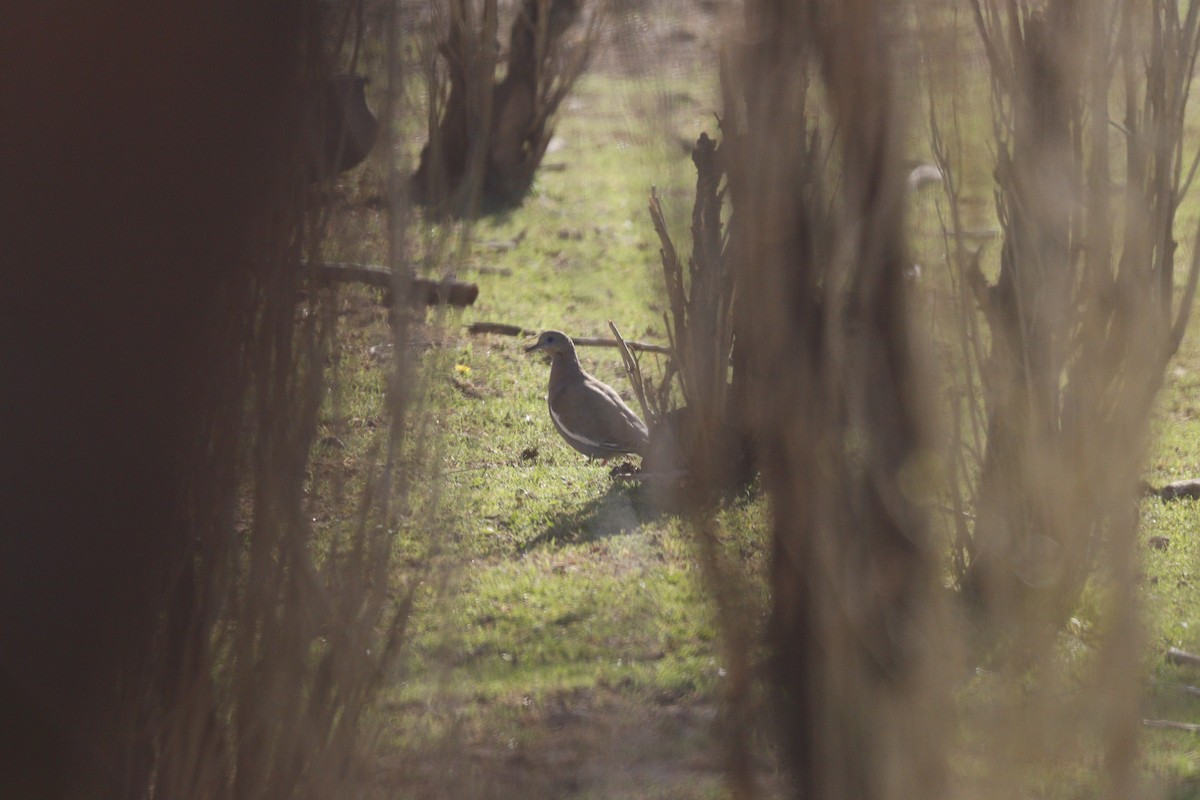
551,377,648,453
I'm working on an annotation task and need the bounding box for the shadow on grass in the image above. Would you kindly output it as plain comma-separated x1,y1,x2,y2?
520,482,669,553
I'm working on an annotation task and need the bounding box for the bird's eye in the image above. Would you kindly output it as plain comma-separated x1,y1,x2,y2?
546,336,555,343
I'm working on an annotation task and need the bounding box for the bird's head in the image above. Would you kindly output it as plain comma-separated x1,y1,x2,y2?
524,330,575,359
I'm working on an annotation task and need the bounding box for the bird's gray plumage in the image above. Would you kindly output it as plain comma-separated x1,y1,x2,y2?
525,330,648,459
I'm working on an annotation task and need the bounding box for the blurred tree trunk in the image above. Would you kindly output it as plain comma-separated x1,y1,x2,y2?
412,0,586,216
960,0,1200,652
1,4,412,799
962,2,1087,636
0,4,305,797
723,1,949,797
919,1,1200,789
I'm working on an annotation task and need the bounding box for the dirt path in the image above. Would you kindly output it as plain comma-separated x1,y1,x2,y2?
375,688,785,798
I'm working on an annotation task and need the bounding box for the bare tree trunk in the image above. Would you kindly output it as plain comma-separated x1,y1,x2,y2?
962,5,1085,630
960,0,1200,655
0,4,305,797
925,0,1200,790
1,4,417,799
724,1,948,797
412,0,587,216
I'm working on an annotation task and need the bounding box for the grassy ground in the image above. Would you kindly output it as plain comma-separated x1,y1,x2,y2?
374,72,776,798
317,52,773,794
310,12,1200,798
1139,354,1200,798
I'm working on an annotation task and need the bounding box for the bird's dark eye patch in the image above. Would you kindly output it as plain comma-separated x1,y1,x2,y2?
546,336,555,343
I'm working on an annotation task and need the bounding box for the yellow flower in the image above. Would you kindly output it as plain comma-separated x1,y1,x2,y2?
455,363,471,374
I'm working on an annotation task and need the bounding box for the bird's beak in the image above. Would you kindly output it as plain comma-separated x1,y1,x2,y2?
524,342,541,354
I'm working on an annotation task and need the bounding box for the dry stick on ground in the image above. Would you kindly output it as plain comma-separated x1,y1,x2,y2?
465,321,671,354
310,261,479,307
1156,682,1200,698
1167,648,1200,668
1144,720,1200,733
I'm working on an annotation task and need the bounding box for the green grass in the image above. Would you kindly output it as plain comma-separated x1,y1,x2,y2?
1141,345,1200,793
310,68,756,796
309,44,1200,797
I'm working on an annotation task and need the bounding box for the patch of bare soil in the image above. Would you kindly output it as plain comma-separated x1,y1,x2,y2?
373,688,786,799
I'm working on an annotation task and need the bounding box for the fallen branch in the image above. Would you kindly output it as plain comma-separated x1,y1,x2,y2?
1157,682,1200,698
1144,719,1200,733
1167,647,1200,668
610,470,689,483
309,261,479,307
466,321,671,354
467,322,532,337
558,335,670,355
1154,480,1200,501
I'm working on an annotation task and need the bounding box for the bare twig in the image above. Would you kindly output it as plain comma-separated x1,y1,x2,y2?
608,319,655,426
649,186,691,407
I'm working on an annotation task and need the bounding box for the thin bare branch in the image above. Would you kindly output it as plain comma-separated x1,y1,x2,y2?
608,320,655,428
